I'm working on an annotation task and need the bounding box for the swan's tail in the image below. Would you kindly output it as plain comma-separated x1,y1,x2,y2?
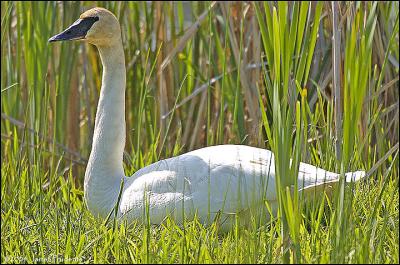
345,171,366,182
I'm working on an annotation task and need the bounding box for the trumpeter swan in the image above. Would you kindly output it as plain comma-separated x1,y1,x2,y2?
49,7,365,230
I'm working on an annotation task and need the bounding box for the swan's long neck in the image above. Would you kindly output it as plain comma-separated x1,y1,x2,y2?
84,39,126,216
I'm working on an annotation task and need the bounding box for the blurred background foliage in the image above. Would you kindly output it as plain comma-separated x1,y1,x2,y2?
1,1,398,181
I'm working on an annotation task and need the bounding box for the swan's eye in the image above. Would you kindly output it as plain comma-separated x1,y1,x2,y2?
83,16,99,24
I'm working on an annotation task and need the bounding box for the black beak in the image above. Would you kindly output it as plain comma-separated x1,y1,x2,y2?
48,16,99,43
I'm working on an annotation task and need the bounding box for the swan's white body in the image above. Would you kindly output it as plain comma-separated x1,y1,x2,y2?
51,8,365,229
86,144,364,228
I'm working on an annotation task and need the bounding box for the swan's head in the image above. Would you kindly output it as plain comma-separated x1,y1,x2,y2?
48,7,121,46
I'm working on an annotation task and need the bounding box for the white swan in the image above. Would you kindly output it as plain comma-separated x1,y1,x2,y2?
49,7,365,229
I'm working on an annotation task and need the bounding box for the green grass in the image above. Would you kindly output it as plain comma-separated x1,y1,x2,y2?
1,1,399,264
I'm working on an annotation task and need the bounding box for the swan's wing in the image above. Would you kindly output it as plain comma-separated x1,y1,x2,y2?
297,162,340,189
120,145,276,224
119,169,195,224
297,162,366,188
189,161,276,224
120,154,214,223
297,166,366,201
